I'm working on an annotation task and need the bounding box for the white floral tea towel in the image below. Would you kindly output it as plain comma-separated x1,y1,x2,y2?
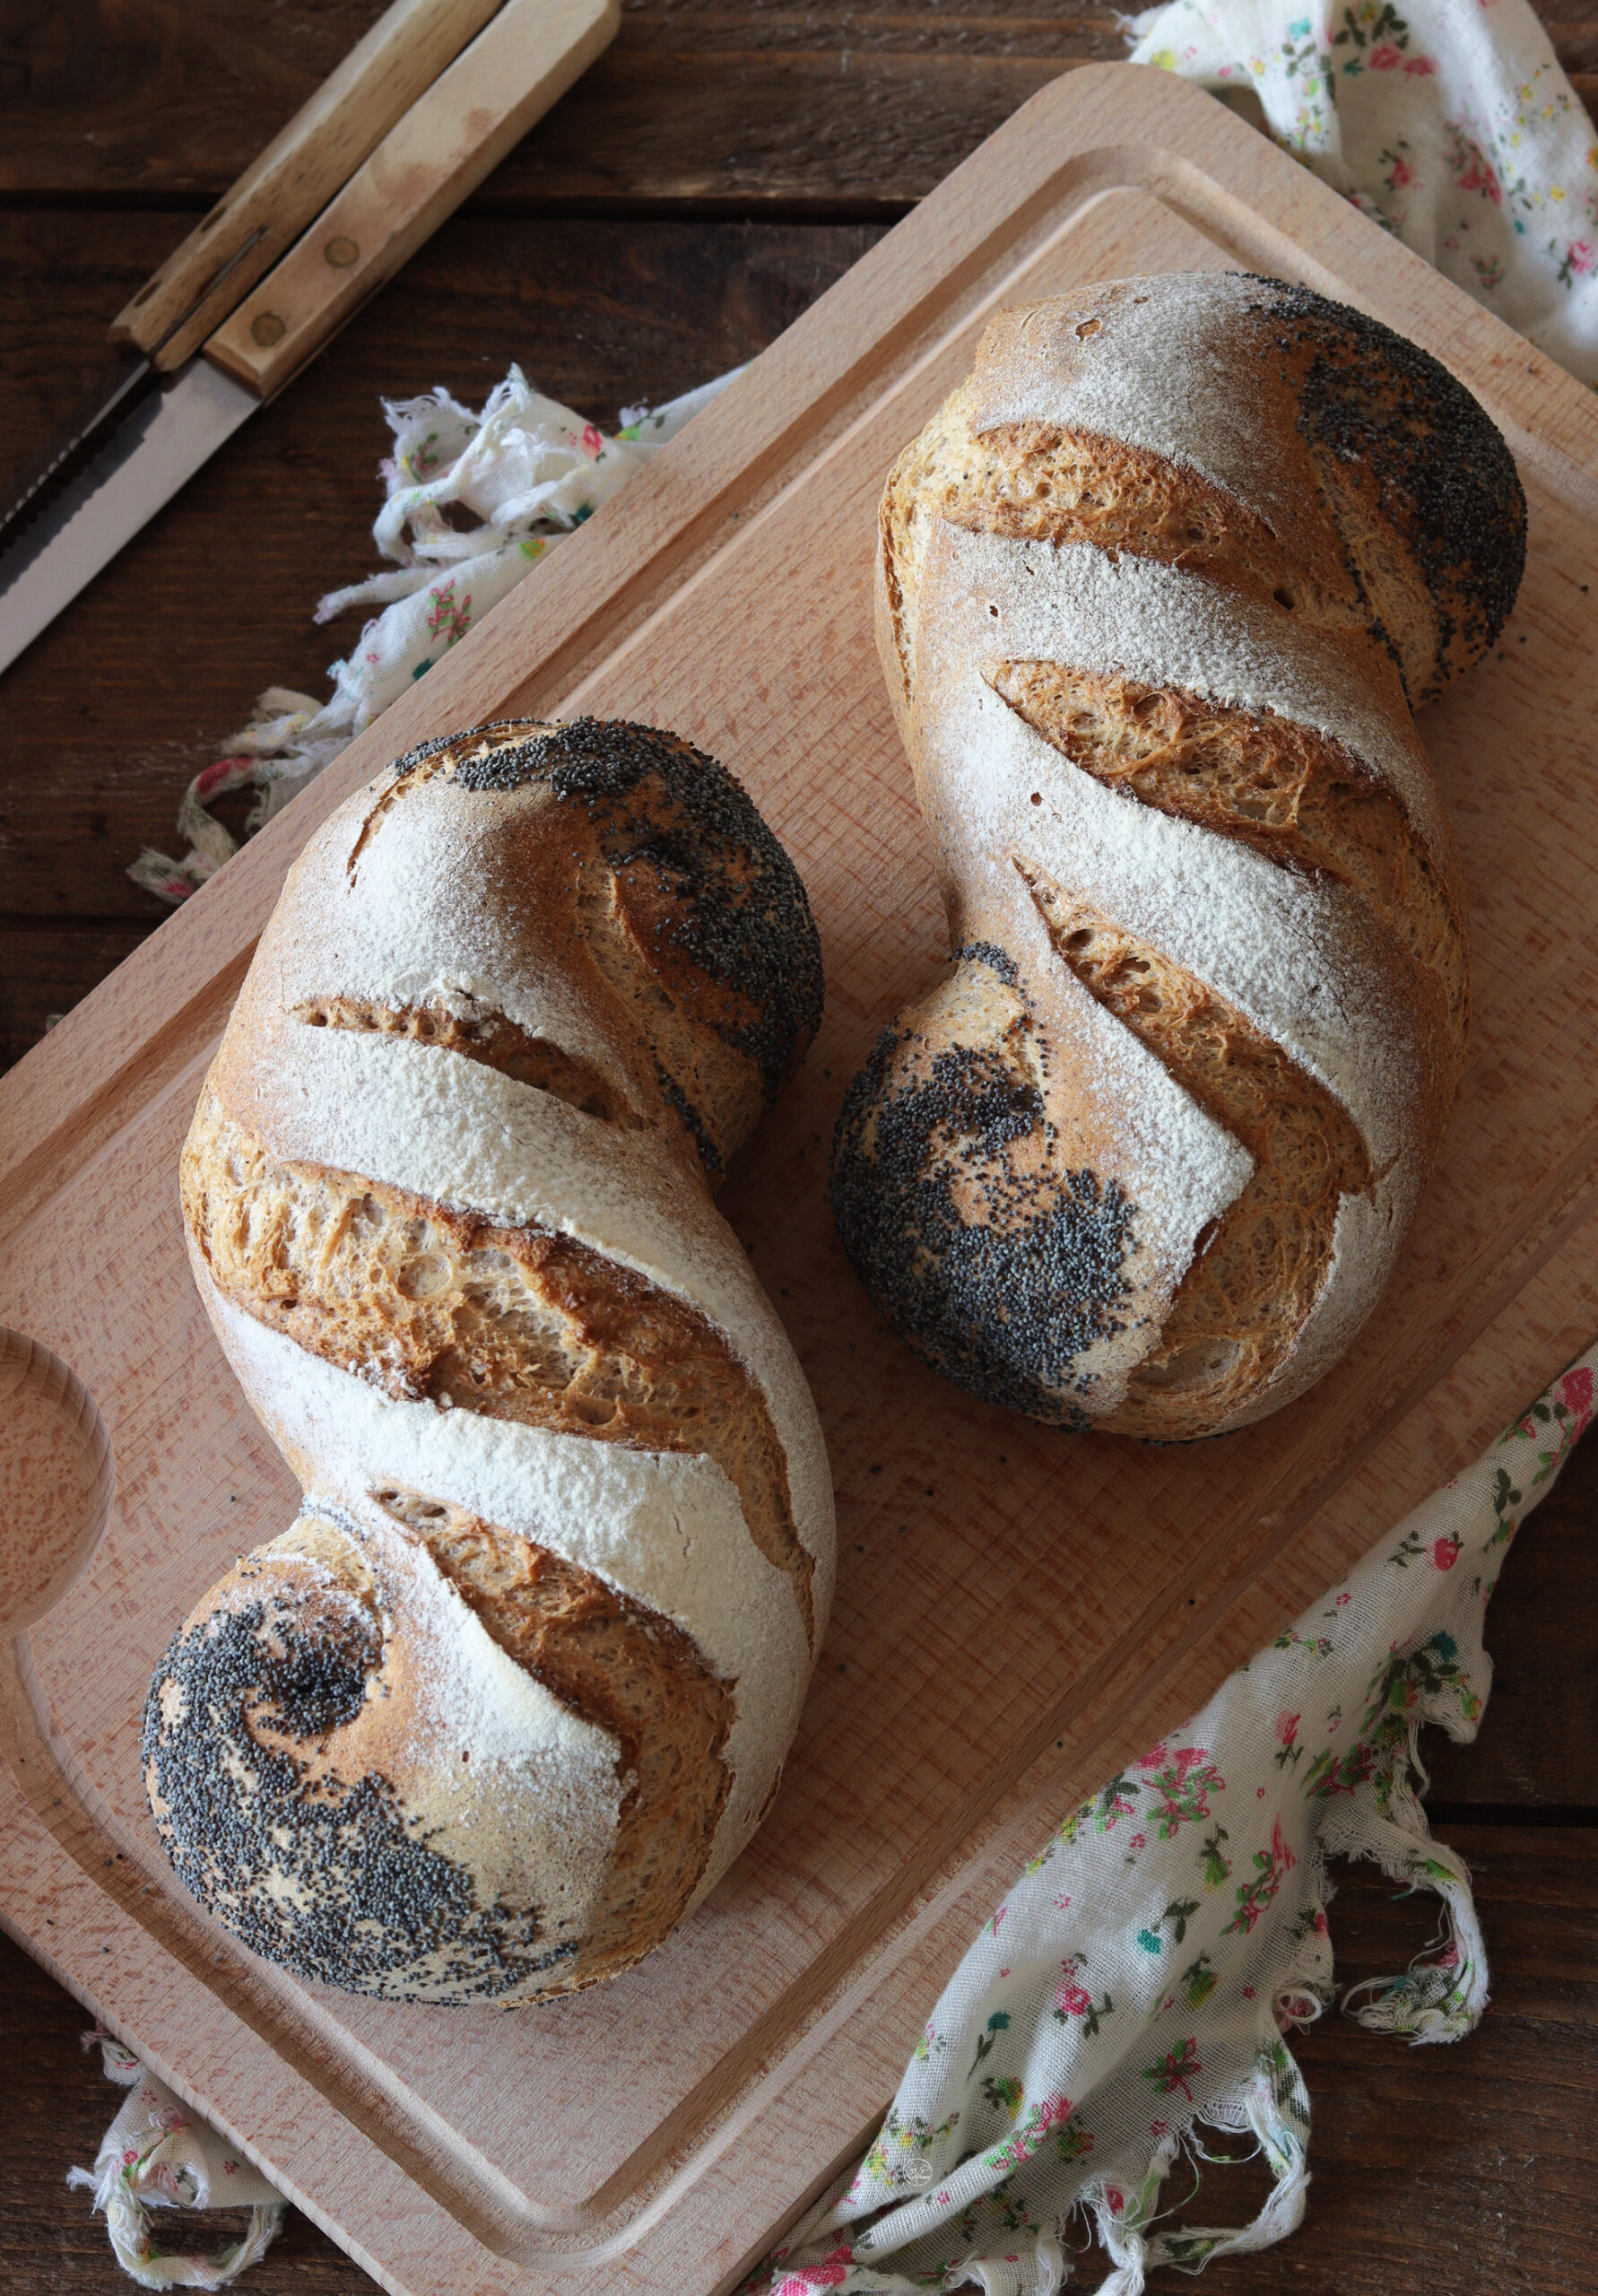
747,1349,1598,2296
1129,0,1598,378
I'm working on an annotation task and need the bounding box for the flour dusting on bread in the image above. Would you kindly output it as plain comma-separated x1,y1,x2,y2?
837,272,1524,1439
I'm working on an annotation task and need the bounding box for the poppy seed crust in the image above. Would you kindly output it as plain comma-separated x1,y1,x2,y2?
829,1017,1135,1426
427,715,825,1108
142,1589,570,2002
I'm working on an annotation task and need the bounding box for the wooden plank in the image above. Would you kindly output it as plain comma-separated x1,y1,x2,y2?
4,4,1593,208
499,48,1082,208
8,1460,1594,2291
0,2,1103,204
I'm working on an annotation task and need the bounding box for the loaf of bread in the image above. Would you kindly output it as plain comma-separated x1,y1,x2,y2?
832,274,1524,1441
145,718,834,2004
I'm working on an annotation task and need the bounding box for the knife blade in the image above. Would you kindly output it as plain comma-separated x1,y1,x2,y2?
0,347,158,555
0,362,258,678
0,0,499,668
0,0,617,676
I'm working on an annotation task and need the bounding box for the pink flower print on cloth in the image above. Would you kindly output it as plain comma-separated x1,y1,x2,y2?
771,2244,856,2294
1129,0,1598,381
745,1340,1598,2296
68,2032,286,2288
1139,1744,1225,1838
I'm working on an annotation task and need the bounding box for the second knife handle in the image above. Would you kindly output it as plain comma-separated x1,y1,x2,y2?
112,0,502,372
204,0,619,403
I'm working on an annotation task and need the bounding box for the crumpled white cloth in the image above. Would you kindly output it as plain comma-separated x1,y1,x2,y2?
748,1349,1598,2296
128,367,737,903
66,2033,283,2289
1128,0,1598,378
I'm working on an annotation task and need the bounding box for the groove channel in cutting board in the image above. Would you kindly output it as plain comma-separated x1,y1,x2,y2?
4,66,1598,2296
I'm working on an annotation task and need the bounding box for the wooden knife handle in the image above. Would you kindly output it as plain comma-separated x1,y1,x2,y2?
112,0,503,371
204,0,618,403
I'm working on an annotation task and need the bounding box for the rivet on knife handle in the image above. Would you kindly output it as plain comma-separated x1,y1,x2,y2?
110,0,503,374
204,0,619,403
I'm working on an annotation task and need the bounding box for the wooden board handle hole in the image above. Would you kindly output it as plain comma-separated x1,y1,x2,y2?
0,1331,115,1637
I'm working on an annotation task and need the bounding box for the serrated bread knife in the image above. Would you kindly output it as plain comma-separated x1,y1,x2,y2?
0,0,617,678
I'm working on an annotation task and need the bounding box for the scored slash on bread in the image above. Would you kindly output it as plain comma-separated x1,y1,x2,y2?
145,718,835,2005
833,272,1525,1442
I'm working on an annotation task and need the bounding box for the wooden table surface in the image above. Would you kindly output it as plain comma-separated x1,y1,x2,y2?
3,4,1597,2288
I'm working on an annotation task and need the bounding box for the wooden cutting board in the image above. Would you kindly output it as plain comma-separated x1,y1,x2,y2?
4,63,1598,2296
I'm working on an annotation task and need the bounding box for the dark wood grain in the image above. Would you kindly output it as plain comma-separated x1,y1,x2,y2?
3,3,1596,2287
0,923,151,1069
0,0,1118,207
4,2,1594,212
1159,1827,1598,2294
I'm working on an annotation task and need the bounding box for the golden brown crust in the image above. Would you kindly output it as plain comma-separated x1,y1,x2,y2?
144,1498,735,1997
960,285,1523,700
989,663,1470,1064
1020,866,1374,1438
877,387,1404,731
377,1492,734,1993
181,1103,815,1647
292,996,646,1126
879,269,1526,735
577,857,767,1173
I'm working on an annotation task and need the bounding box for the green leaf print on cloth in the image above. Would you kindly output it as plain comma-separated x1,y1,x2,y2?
747,1348,1597,2296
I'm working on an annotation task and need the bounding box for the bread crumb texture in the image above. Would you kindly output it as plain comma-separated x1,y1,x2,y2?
390,1495,734,1994
182,1103,813,1644
987,664,1468,1063
292,996,646,1127
1020,865,1371,1439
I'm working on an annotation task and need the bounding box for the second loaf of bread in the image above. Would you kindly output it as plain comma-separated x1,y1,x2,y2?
832,273,1524,1441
